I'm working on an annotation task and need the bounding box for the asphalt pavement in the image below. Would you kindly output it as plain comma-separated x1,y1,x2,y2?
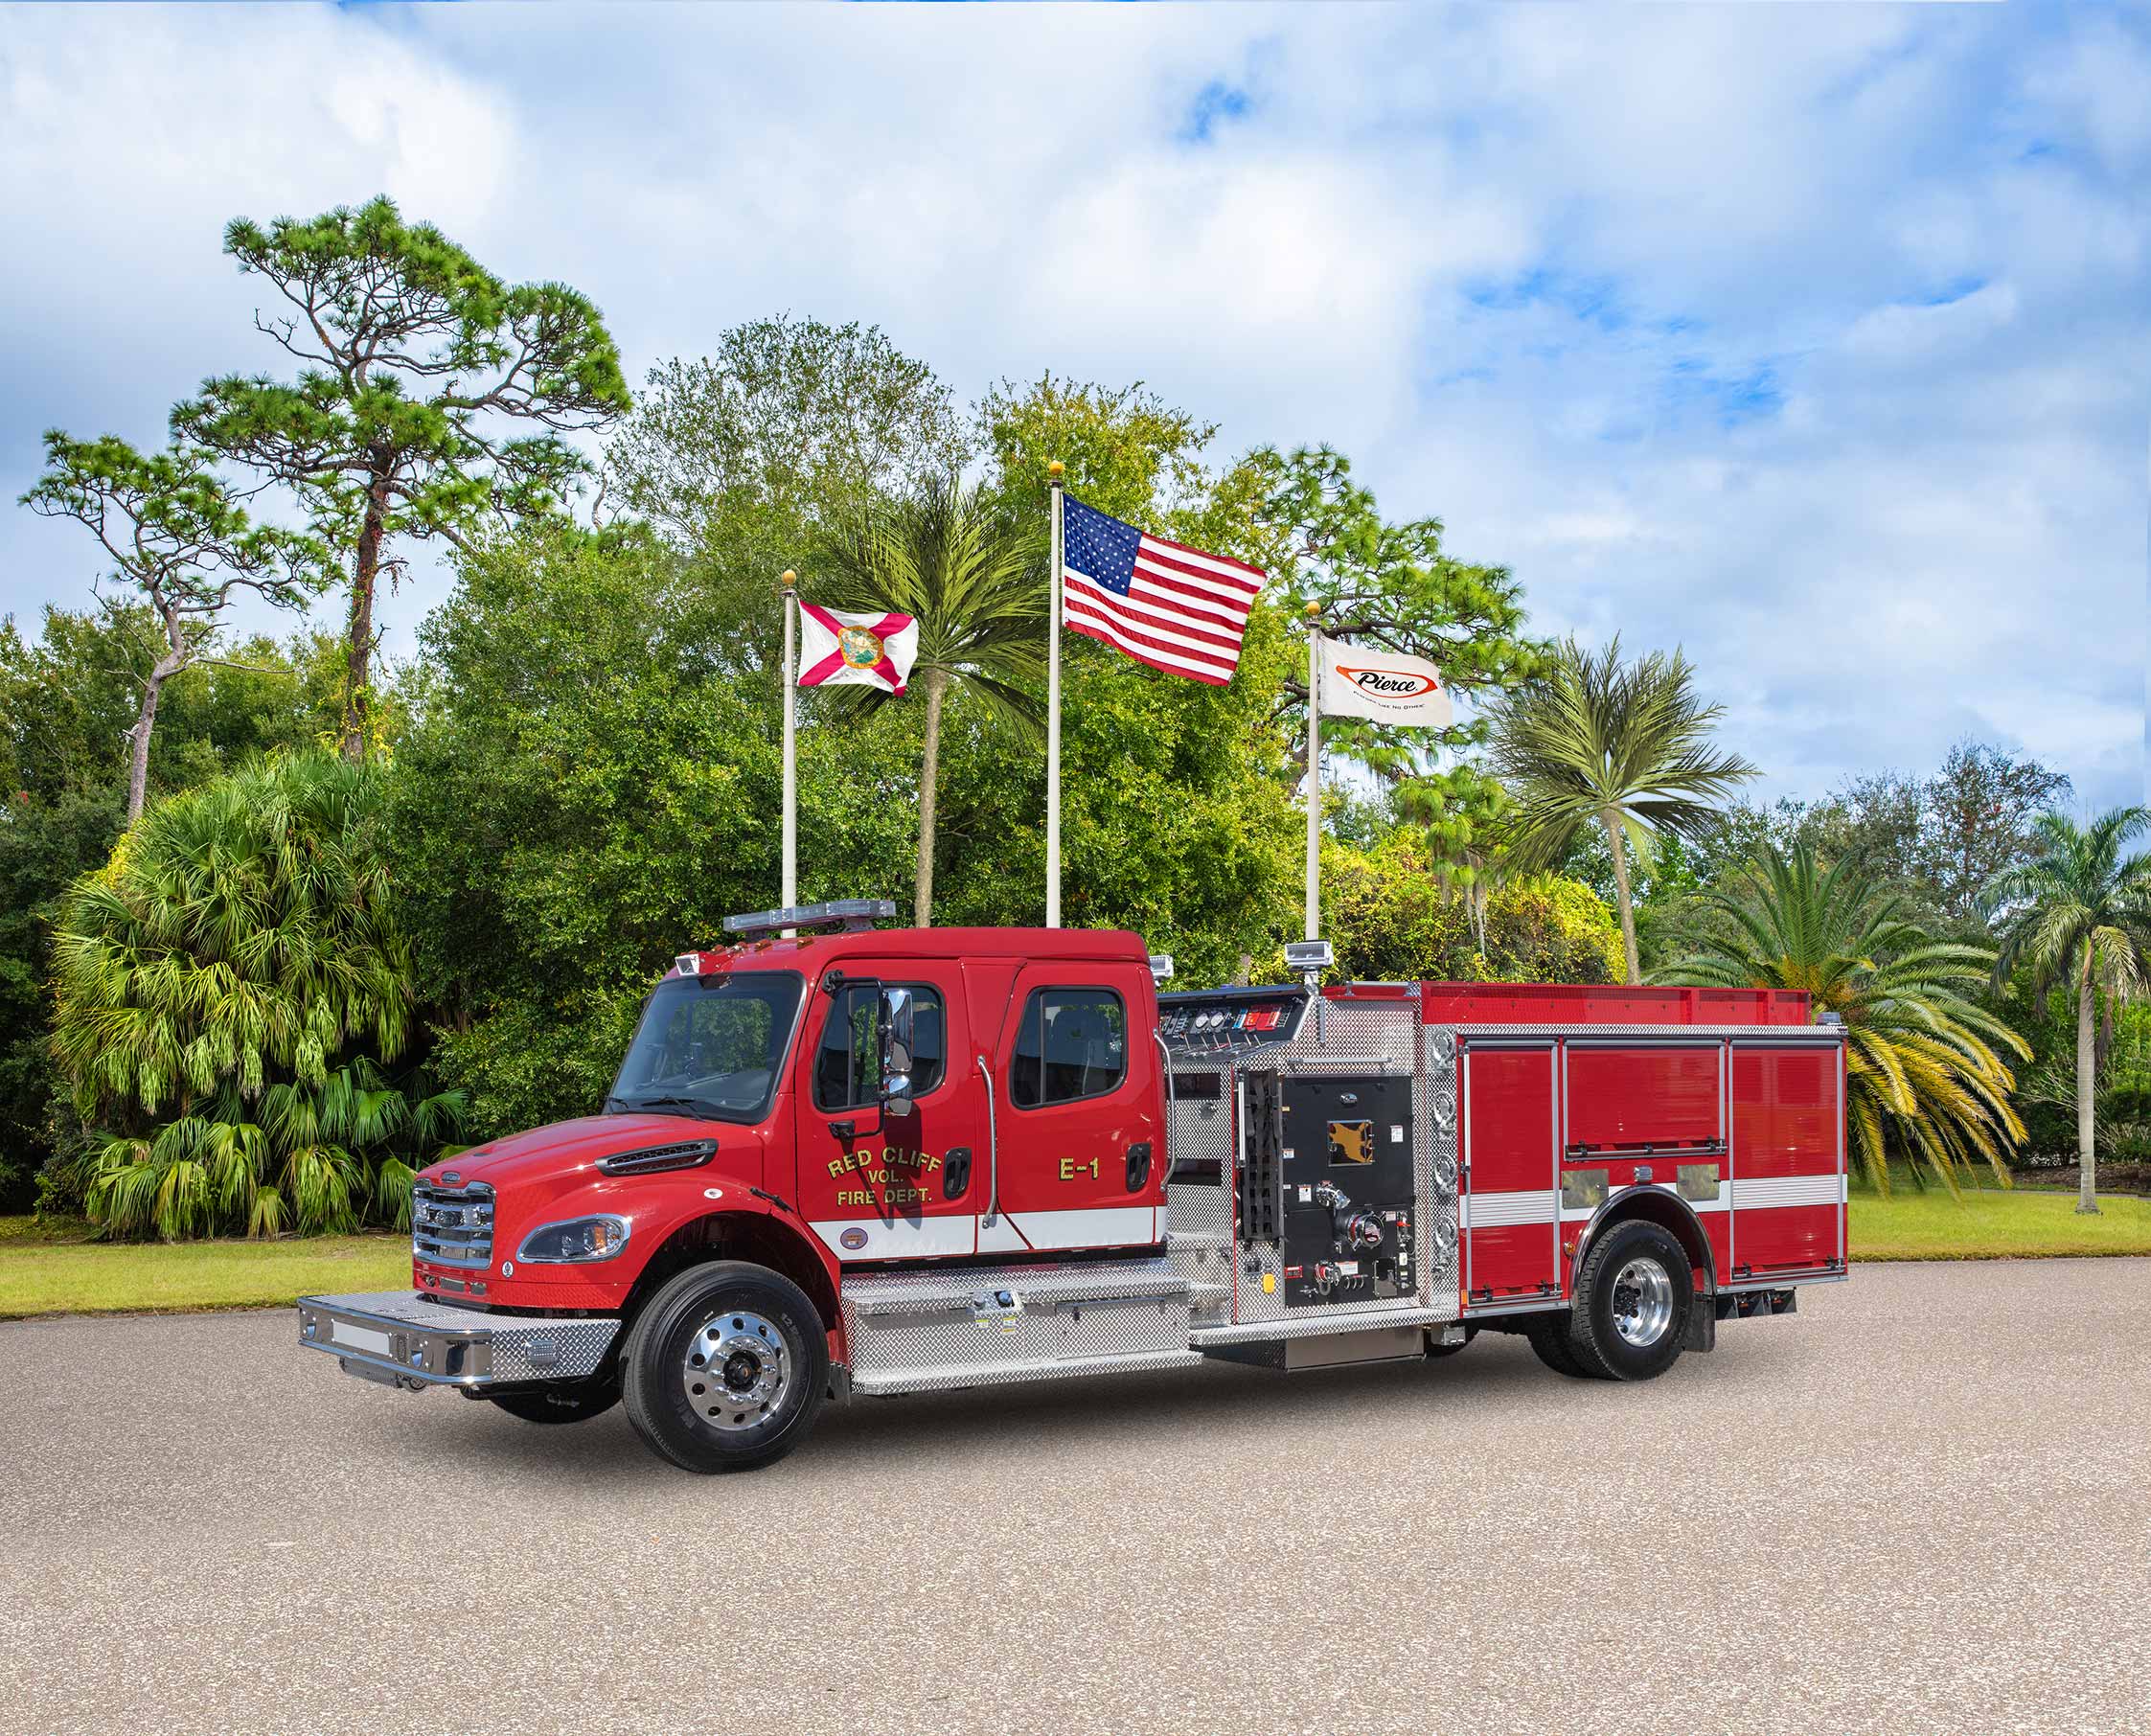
2,1258,2145,1736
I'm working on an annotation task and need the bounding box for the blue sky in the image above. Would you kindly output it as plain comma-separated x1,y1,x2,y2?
3,3,2145,809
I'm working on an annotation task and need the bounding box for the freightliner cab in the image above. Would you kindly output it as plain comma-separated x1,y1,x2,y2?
297,901,1846,1472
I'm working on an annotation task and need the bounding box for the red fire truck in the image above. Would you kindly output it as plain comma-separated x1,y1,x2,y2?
297,900,1846,1472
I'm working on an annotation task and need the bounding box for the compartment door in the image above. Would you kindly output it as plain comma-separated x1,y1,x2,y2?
1730,1043,1845,1276
1461,1042,1560,1305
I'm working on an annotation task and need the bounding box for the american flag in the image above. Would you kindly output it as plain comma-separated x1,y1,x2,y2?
1060,494,1265,685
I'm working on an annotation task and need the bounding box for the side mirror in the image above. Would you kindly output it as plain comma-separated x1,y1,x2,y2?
879,987,917,1118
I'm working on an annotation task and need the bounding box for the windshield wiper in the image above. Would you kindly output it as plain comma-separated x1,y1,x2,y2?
607,1094,720,1119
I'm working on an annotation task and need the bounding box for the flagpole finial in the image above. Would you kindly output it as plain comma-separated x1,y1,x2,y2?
1304,602,1321,621
781,570,796,590
1048,460,1064,481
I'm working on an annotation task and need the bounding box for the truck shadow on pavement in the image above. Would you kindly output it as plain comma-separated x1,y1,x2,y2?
432,1329,1724,1490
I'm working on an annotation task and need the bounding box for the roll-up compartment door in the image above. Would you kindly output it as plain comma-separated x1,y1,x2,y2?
1730,1046,1844,1275
1461,1044,1560,1303
1564,1045,1723,1152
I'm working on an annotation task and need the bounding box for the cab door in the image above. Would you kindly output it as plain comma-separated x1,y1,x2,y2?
983,961,1163,1255
794,962,988,1263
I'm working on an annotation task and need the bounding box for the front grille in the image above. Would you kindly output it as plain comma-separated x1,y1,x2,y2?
412,1180,495,1269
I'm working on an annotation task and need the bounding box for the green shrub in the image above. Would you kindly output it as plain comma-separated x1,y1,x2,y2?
1256,832,1622,985
49,751,461,1239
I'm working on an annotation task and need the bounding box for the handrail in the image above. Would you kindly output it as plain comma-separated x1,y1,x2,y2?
1153,1031,1176,1191
976,1054,999,1227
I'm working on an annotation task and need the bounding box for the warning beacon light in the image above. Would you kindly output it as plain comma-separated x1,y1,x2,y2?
721,899,897,943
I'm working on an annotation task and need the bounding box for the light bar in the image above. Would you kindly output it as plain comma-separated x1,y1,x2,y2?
722,898,897,942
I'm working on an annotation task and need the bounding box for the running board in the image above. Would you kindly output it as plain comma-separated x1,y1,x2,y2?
841,1258,1197,1398
852,1347,1202,1398
1191,1303,1453,1349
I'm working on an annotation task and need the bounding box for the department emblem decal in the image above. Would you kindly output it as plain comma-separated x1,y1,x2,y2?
840,1227,869,1250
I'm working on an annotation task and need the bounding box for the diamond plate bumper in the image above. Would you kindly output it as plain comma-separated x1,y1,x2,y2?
296,1291,622,1391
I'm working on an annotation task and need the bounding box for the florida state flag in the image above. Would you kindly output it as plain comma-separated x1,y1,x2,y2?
796,605,919,695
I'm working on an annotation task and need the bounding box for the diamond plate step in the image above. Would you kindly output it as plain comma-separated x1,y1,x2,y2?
840,1258,1195,1396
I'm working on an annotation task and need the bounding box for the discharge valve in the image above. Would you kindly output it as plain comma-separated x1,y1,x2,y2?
1314,1179,1384,1253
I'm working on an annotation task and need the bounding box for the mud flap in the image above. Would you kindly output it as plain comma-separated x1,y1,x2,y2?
1683,1299,1716,1353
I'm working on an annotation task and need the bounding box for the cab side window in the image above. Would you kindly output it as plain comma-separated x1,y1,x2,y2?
1011,988,1126,1108
812,983,946,1110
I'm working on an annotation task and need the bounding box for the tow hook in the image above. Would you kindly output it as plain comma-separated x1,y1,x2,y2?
338,1359,427,1394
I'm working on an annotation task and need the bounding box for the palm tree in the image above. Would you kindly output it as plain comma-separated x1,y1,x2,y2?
1485,635,1755,984
51,750,464,1238
821,477,1045,925
1658,841,2026,1194
1984,809,2151,1215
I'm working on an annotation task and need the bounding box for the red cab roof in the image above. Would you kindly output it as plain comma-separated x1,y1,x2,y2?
685,925,1150,974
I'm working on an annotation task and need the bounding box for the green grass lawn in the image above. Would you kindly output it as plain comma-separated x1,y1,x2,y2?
3,1186,2147,1319
0,1216,409,1319
1849,1183,2151,1261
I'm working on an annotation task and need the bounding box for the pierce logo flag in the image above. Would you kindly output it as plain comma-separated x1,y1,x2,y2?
1316,632,1453,728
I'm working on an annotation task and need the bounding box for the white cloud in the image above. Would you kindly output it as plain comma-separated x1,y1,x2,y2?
1,1,2143,813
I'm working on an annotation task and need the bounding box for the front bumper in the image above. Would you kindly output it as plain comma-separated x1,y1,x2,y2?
297,1291,623,1391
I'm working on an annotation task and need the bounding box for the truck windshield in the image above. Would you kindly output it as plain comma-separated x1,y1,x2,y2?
606,971,805,1125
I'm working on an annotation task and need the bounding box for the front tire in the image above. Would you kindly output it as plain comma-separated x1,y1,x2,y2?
622,1261,828,1473
1565,1220,1693,1382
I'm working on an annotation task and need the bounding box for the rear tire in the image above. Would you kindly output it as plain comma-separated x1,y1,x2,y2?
1525,1316,1592,1378
1566,1220,1692,1382
622,1260,827,1473
487,1377,619,1425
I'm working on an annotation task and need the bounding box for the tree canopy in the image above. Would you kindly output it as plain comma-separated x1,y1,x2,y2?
21,431,327,820
1488,634,1757,984
175,196,631,758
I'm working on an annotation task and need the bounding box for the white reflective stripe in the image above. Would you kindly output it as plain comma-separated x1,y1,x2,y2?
1730,1174,1846,1209
810,1215,976,1262
976,1212,1031,1256
1460,1189,1558,1227
812,1205,1159,1262
1004,1206,1156,1250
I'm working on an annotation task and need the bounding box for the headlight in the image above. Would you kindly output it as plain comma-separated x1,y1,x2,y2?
515,1215,632,1264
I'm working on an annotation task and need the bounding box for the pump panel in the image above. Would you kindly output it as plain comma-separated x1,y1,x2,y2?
1277,1074,1416,1307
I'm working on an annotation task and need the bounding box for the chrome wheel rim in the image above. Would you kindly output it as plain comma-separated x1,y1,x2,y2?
1610,1258,1675,1347
681,1309,789,1431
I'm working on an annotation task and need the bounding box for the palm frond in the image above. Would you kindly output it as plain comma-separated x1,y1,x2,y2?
1659,836,2023,1193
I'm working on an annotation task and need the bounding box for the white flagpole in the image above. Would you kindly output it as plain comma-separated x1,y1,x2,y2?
1305,607,1322,942
1046,460,1064,928
781,570,798,926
